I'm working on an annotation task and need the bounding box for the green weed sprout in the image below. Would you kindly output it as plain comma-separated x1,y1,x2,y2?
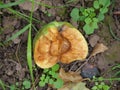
112,64,120,76
92,82,110,90
22,80,31,89
92,76,110,90
94,0,111,21
39,64,64,89
10,85,16,90
70,0,111,34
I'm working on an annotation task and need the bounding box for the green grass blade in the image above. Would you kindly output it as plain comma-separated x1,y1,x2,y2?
5,24,30,42
0,79,6,90
7,8,40,23
27,0,34,82
112,64,120,70
0,0,25,9
30,0,65,8
0,42,4,47
66,0,78,3
114,71,120,76
108,24,120,41
27,24,34,82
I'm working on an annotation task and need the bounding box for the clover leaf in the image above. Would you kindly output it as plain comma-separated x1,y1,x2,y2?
53,78,64,89
70,8,80,21
43,68,49,73
83,18,98,34
94,0,100,9
85,18,92,24
40,74,45,81
49,79,54,84
23,80,31,89
98,0,110,7
39,81,46,87
44,76,49,83
39,64,63,89
51,64,59,71
97,13,104,21
100,7,108,14
10,85,15,90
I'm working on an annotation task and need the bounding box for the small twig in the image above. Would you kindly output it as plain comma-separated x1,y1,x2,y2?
0,11,3,14
34,0,65,9
15,43,21,65
6,59,18,65
81,0,85,7
30,74,40,90
113,11,120,15
114,16,120,30
69,61,79,72
75,57,91,72
108,24,120,41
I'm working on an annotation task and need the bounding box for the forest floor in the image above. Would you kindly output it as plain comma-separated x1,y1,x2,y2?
0,0,120,90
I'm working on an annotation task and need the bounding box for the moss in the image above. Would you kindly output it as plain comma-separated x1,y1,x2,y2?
56,8,67,17
98,23,113,45
0,27,4,34
104,42,120,61
105,52,118,60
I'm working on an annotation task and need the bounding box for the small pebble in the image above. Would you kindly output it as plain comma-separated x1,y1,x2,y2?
81,63,100,79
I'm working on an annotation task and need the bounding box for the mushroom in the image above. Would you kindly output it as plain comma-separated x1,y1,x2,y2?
33,22,88,68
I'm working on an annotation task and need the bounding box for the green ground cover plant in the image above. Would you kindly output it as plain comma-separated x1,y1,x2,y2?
70,0,111,34
112,64,120,76
92,76,110,90
92,76,120,90
0,79,31,90
0,0,35,83
91,64,120,90
39,64,64,89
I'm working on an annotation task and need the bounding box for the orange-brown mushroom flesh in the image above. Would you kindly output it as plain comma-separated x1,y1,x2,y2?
34,25,88,68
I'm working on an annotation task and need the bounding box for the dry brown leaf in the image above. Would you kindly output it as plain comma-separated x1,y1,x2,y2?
59,68,83,83
58,82,89,90
90,43,108,57
58,82,73,90
89,34,100,47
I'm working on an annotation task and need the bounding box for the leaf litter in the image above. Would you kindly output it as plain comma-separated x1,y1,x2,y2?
58,68,90,90
90,43,108,57
58,82,89,90
59,68,83,83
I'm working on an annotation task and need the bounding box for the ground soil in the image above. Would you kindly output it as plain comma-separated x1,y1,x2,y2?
0,0,120,90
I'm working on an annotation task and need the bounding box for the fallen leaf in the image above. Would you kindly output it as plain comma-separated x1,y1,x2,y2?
3,16,18,34
19,0,41,11
16,63,22,71
12,30,21,44
90,43,108,57
70,19,78,28
89,34,100,47
59,68,83,83
12,38,21,44
58,82,89,90
0,11,3,14
72,82,89,90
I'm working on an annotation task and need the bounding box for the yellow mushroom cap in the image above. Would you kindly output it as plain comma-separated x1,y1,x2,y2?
60,27,88,63
33,22,88,68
